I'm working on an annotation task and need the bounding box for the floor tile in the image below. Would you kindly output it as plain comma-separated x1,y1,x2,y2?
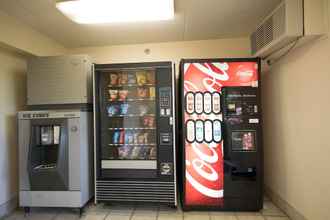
210,214,237,220
105,213,131,220
235,212,262,216
131,215,157,220
158,213,183,220
53,212,80,220
236,216,264,220
261,201,286,217
264,217,290,220
81,212,109,220
184,212,210,220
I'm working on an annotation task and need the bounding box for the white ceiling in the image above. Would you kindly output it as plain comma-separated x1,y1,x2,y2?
0,0,281,48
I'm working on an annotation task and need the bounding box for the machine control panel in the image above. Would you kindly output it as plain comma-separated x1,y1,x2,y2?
222,87,260,124
159,87,172,117
160,133,172,145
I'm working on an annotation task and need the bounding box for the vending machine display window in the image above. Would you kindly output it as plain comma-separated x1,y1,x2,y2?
231,130,257,152
104,69,157,161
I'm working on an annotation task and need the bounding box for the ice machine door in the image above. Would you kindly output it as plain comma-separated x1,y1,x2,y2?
28,119,69,191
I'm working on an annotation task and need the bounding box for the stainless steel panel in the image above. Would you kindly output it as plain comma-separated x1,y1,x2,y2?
18,120,31,190
68,118,81,190
27,55,92,105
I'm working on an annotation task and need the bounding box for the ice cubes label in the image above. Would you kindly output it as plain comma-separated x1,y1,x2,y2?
185,92,195,114
195,93,203,114
195,120,204,142
212,92,221,114
204,120,213,143
203,92,212,114
186,120,195,143
213,120,222,143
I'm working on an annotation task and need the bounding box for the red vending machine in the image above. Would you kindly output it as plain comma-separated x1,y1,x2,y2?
179,58,263,211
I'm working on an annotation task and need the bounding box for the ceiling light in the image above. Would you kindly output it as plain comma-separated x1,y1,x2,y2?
55,0,175,24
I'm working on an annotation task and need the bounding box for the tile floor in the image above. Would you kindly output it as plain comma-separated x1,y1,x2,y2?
4,197,290,220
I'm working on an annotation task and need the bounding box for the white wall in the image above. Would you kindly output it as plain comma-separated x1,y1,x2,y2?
0,10,67,56
70,37,251,73
0,47,26,217
262,34,330,220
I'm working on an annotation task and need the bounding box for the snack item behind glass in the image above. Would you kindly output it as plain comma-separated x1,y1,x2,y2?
107,104,119,116
142,116,154,127
118,73,128,85
136,71,147,85
109,89,118,101
149,147,157,160
133,132,139,144
125,131,134,144
146,71,155,84
128,73,137,84
118,90,129,101
109,73,118,85
113,131,120,144
139,105,148,115
149,87,155,98
139,147,151,160
137,87,148,98
120,103,129,115
119,130,125,144
138,133,145,144
131,147,141,159
118,146,131,159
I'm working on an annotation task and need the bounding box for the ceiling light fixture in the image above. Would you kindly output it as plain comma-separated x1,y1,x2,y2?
55,0,175,24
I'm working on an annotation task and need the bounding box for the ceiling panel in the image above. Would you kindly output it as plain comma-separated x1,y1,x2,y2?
0,0,281,48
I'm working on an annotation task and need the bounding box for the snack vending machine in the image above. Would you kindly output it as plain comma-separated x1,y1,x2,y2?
94,62,177,206
179,58,263,211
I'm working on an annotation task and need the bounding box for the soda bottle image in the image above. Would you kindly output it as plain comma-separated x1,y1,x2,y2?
212,92,221,114
204,93,212,114
213,120,222,143
195,120,204,142
195,93,203,114
204,120,213,142
186,92,195,114
186,120,195,143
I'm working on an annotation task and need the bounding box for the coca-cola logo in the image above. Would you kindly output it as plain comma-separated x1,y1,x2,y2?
184,62,229,93
186,142,223,198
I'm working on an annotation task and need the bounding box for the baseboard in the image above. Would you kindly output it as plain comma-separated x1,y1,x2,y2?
264,186,308,220
0,196,18,219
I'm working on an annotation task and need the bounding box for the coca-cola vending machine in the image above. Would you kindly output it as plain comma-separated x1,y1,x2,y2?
179,58,263,211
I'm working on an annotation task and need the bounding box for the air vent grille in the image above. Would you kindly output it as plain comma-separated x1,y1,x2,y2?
251,2,287,55
96,181,176,204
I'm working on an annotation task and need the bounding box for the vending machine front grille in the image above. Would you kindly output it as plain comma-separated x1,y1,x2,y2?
96,181,176,203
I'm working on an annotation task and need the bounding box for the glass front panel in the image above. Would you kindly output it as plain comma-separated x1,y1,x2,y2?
31,125,61,170
102,69,157,161
231,130,257,152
